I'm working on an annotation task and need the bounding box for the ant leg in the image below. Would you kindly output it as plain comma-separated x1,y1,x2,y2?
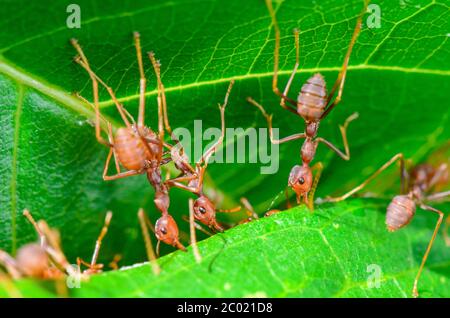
316,112,359,161
307,162,324,211
148,52,165,143
165,180,198,194
217,206,242,213
74,100,122,177
23,209,46,247
104,170,141,181
0,269,22,297
166,174,198,184
247,97,306,144
148,52,172,136
240,197,259,220
189,199,202,263
412,204,444,298
426,190,450,202
326,153,405,202
265,0,299,111
0,251,21,279
285,187,292,209
424,190,450,246
133,32,147,129
444,215,450,247
46,246,78,278
200,80,235,166
74,92,113,147
137,209,160,275
279,29,301,112
108,254,122,270
71,40,133,130
107,123,121,174
428,163,449,190
70,39,111,147
320,2,367,120
31,219,77,277
181,216,214,236
87,211,112,271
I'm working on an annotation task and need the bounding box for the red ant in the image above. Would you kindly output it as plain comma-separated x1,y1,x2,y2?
71,33,186,251
0,209,112,296
247,0,367,209
164,80,242,233
0,210,76,281
325,152,449,297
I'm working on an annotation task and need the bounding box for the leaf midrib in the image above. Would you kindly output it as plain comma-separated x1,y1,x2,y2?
1,56,449,122
9,84,24,254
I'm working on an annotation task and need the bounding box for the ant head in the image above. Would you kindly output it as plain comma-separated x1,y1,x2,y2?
155,214,185,251
193,196,223,232
16,243,49,278
288,165,313,203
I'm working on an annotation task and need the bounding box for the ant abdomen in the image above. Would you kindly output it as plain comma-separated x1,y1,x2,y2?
15,243,49,278
297,73,327,122
386,195,416,232
114,127,152,170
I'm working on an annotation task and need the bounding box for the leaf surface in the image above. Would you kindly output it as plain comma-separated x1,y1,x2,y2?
0,0,449,297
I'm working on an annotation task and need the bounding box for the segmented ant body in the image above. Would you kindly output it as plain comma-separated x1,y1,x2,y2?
0,210,76,280
71,33,185,251
165,81,241,233
326,152,449,297
247,0,367,208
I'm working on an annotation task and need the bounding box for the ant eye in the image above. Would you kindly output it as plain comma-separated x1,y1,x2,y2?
299,177,305,185
160,227,167,235
199,207,206,214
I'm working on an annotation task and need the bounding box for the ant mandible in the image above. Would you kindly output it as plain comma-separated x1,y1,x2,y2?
247,0,368,209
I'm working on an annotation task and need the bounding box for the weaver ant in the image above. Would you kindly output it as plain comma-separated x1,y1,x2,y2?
0,209,111,290
164,80,243,234
247,0,367,209
0,210,76,281
325,151,449,297
71,33,186,251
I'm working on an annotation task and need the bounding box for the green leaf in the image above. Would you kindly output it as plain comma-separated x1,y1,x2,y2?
1,200,449,297
0,0,449,297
